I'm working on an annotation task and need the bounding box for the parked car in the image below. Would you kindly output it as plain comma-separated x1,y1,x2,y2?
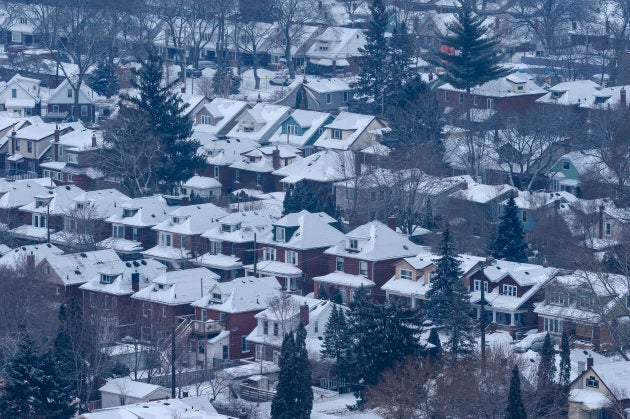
179,67,202,78
269,73,291,86
512,332,548,353
198,60,217,70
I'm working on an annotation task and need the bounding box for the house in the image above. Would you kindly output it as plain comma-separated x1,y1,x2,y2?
39,248,123,303
501,190,577,233
438,73,546,116
40,127,104,189
193,98,250,137
226,103,291,144
464,257,557,337
0,242,63,269
305,27,366,76
268,109,334,155
188,276,282,367
277,78,352,113
535,80,601,111
10,184,84,243
200,137,261,195
98,378,170,408
99,195,181,256
79,397,228,419
5,13,38,45
534,270,629,350
569,360,630,418
0,74,41,116
267,25,319,69
245,210,345,295
45,79,97,123
381,251,438,310
181,95,210,121
79,258,167,338
0,178,52,228
181,176,222,201
131,268,219,342
313,111,388,152
316,220,424,304
246,294,339,363
195,209,280,281
229,144,301,192
579,85,630,111
142,203,228,269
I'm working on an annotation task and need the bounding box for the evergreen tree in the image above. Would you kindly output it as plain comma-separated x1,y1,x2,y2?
536,333,557,417
89,61,120,98
426,226,474,361
294,322,314,418
124,53,204,191
427,327,442,361
321,305,350,369
0,333,43,417
271,333,297,419
505,365,527,419
282,182,337,218
492,194,528,262
434,0,509,105
559,332,571,416
384,22,415,101
354,0,389,112
38,352,75,418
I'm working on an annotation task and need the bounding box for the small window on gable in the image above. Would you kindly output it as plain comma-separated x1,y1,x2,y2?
326,93,332,104
67,89,73,98
11,89,16,98
276,227,285,242
400,269,413,281
586,376,599,388
562,160,570,170
348,239,358,250
517,85,523,91
331,129,342,139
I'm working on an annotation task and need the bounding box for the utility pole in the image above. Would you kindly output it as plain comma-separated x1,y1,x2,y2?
171,324,176,398
480,263,487,372
253,233,257,277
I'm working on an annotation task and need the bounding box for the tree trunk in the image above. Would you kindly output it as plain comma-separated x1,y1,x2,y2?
284,30,295,79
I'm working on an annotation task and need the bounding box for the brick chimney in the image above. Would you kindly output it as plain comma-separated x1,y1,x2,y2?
299,303,309,326
131,272,140,292
387,216,397,231
485,256,494,267
272,147,280,170
621,87,626,108
598,204,604,239
9,129,15,155
91,132,97,147
53,125,60,161
586,356,594,370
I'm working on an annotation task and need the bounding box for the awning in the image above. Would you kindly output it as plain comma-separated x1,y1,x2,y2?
318,58,333,66
7,153,23,162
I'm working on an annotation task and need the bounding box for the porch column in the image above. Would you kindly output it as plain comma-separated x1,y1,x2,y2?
510,313,515,326
492,310,496,323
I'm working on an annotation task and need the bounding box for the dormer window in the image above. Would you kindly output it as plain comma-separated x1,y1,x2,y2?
221,224,234,233
347,239,358,251
100,273,118,284
287,124,298,135
595,96,609,104
276,227,286,242
36,199,46,208
248,156,256,163
331,129,342,139
400,269,413,281
67,153,78,164
212,292,221,301
172,216,182,224
551,91,562,98
76,202,84,210
586,376,599,388
123,208,138,218
517,85,523,91
503,284,517,296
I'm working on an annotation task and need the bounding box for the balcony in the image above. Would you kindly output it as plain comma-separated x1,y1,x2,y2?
189,319,224,336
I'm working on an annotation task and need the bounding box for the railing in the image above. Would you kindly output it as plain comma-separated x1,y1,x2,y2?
189,319,224,335
2,170,38,180
240,384,276,402
139,359,242,388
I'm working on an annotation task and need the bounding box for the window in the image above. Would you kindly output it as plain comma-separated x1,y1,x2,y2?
473,279,489,292
331,129,342,139
162,305,167,318
400,269,413,281
263,320,269,335
123,208,138,218
314,320,318,333
562,160,570,170
444,91,450,101
503,284,517,296
11,31,21,42
213,166,220,178
287,124,298,135
273,322,279,336
32,214,46,228
201,309,207,322
585,376,599,388
276,227,285,242
549,291,566,305
473,95,479,105
201,115,212,125
521,210,527,223
273,350,280,364
486,98,494,109
212,292,222,301
180,235,186,249
343,91,348,102
210,241,222,255
326,93,332,104
517,85,523,91
264,247,276,261
220,312,227,322
11,88,16,98
242,336,250,352
67,153,78,164
52,105,59,113
58,145,63,157
605,223,612,236
234,170,240,182
336,257,344,272
80,105,88,117
112,224,124,238
67,174,73,182
15,139,19,151
67,89,72,98
286,250,298,265
359,261,367,276
142,302,151,317
348,239,358,250
100,273,118,284
458,92,464,104
543,317,563,334
159,232,172,247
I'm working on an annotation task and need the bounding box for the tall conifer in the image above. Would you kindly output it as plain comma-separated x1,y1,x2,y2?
493,194,528,262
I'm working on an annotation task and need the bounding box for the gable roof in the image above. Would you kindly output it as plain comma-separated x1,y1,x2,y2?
99,378,168,399
79,259,167,295
192,276,282,312
44,249,122,286
536,80,601,106
131,267,219,305
261,210,344,250
0,243,63,268
314,111,384,151
106,195,177,227
273,149,351,184
152,203,228,235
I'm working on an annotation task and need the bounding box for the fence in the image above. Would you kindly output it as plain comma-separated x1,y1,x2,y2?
240,384,275,402
139,359,241,388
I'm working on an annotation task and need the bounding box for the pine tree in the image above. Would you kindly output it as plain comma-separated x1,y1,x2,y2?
505,365,527,419
427,327,442,361
321,305,350,369
354,0,389,111
536,333,557,417
271,332,297,419
89,61,120,98
125,53,204,191
559,332,571,416
0,333,43,417
384,22,415,100
426,226,474,361
294,322,314,418
38,352,75,418
282,182,337,218
492,194,528,262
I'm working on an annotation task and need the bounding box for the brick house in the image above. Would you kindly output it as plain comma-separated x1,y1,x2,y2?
245,210,345,295
200,138,260,195
316,220,423,304
0,178,52,229
187,276,282,367
229,144,301,193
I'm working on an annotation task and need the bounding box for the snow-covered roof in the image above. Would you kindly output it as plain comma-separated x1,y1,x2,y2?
192,276,282,312
98,378,168,399
201,208,280,243
273,149,352,184
260,210,344,250
198,98,249,134
268,109,332,148
0,179,50,209
193,253,242,270
0,243,63,268
536,80,601,106
313,272,376,288
44,249,123,286
382,276,432,298
142,245,191,261
579,85,630,110
244,260,303,276
325,220,424,261
72,189,131,219
183,175,221,190
440,72,544,98
230,144,302,173
476,259,553,287
504,190,577,210
132,268,219,305
106,195,178,228
19,184,84,215
227,103,291,143
56,127,103,150
201,137,260,166
448,175,513,204
306,27,366,61
152,203,228,235
80,398,227,419
79,259,166,296
592,361,630,400
569,389,612,409
314,111,383,151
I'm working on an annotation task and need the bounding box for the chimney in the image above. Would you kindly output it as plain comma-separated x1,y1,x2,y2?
91,132,97,148
131,272,140,292
564,140,572,154
257,92,262,103
586,356,594,370
299,303,309,326
9,129,15,155
598,204,604,239
513,189,519,198
387,216,397,231
621,87,626,108
543,259,549,268
53,125,59,161
272,147,280,170
485,256,494,267
428,72,434,81
461,180,468,190
26,252,35,272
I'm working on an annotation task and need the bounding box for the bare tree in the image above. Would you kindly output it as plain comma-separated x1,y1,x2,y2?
266,293,299,338
182,0,218,68
233,20,275,90
338,0,366,28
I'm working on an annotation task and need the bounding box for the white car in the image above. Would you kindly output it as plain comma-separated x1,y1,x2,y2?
269,74,291,86
512,332,548,353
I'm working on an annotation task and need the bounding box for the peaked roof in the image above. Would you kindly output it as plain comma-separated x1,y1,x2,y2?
192,276,282,313
261,210,344,250
45,249,123,286
152,203,228,235
131,267,219,305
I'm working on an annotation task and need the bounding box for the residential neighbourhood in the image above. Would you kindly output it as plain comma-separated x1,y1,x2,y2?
0,0,628,418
